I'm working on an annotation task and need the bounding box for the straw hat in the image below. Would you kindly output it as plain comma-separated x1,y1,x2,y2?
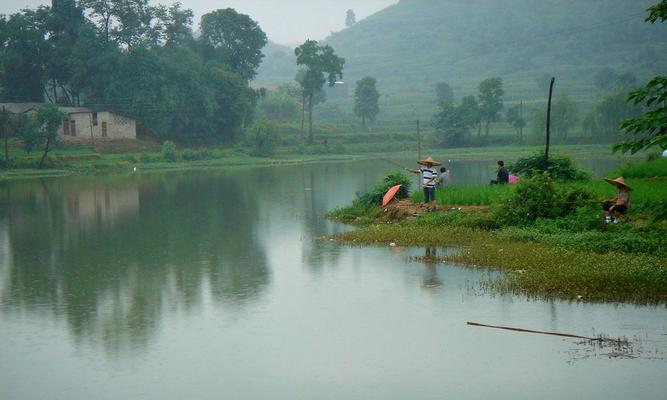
604,176,632,191
417,156,442,166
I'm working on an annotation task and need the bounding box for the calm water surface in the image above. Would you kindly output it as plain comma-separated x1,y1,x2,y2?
1,159,666,400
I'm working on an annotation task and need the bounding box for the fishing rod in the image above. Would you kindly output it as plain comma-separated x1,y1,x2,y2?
376,156,410,170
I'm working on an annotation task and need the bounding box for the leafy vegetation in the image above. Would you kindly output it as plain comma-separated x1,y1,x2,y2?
353,76,380,129
327,171,411,223
294,39,345,144
0,1,264,146
509,153,591,181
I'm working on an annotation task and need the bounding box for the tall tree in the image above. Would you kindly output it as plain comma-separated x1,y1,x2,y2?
162,2,193,47
200,8,267,80
435,81,454,103
345,10,356,27
459,95,481,138
615,1,667,153
433,101,468,146
478,77,504,137
18,104,65,168
552,94,578,141
110,0,162,49
353,76,379,129
44,0,89,104
506,103,526,142
0,9,49,101
294,39,344,144
81,0,115,42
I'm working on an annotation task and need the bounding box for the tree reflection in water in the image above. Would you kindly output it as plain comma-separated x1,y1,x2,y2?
0,172,270,355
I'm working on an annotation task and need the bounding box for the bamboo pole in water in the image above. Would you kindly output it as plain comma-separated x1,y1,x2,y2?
467,321,602,341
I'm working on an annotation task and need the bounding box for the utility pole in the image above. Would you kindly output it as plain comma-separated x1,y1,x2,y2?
1,106,7,165
417,119,421,160
519,100,524,143
544,77,555,171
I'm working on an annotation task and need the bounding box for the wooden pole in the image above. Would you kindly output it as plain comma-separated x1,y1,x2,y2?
2,106,7,165
417,119,421,160
467,321,604,341
519,100,524,143
544,77,555,171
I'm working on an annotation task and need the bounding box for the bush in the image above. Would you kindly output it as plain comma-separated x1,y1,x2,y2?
181,148,213,161
510,153,591,181
246,120,278,157
161,141,178,162
492,173,595,225
358,171,412,206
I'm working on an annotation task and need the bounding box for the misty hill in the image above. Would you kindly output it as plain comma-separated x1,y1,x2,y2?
257,0,667,112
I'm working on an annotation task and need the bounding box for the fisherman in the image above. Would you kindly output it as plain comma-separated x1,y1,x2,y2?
602,176,632,224
437,166,450,188
408,156,441,207
490,160,509,185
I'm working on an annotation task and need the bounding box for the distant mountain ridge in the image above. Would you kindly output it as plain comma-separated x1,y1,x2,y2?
257,0,667,104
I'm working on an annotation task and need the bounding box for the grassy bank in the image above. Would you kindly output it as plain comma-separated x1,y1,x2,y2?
334,221,667,304
330,159,667,304
0,140,628,180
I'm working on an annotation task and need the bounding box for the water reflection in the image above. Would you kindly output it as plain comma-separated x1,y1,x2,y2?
421,247,443,289
0,172,270,354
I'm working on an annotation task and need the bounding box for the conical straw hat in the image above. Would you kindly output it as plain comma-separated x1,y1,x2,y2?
417,156,442,166
604,176,632,191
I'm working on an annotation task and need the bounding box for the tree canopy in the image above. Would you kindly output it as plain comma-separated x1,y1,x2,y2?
0,2,267,145
478,77,504,136
294,39,344,144
353,76,379,129
615,0,667,153
199,8,267,81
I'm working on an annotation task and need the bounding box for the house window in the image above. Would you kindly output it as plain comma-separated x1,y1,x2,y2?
102,121,107,137
92,112,98,126
70,120,76,137
63,118,70,135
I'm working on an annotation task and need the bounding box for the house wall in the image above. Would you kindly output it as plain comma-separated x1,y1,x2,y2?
59,111,136,140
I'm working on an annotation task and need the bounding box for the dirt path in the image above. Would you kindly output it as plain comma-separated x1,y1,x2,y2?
381,199,489,220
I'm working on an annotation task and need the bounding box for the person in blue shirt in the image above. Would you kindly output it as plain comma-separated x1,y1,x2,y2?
490,160,509,185
408,156,441,207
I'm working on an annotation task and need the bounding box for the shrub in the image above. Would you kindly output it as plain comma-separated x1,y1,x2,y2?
492,173,595,225
246,120,277,157
510,153,591,181
181,148,213,161
161,141,178,162
358,171,412,206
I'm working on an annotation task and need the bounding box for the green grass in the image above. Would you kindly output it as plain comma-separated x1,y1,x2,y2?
612,158,667,179
413,185,511,205
407,177,667,207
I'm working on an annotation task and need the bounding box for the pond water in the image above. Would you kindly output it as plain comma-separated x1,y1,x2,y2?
1,159,666,400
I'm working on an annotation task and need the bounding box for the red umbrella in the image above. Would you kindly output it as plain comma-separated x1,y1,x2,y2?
382,184,402,207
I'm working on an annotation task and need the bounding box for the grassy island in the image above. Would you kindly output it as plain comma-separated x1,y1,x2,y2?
328,157,667,304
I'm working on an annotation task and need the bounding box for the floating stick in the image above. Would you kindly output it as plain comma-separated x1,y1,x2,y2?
467,321,602,341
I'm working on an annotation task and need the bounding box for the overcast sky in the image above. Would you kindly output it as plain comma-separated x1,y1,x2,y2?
0,0,398,45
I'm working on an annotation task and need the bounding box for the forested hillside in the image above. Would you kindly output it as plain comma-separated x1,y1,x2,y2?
257,0,667,117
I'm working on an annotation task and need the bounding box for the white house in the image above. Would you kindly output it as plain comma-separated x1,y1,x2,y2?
0,103,136,140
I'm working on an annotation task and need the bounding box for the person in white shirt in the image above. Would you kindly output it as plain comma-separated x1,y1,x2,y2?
408,156,441,207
